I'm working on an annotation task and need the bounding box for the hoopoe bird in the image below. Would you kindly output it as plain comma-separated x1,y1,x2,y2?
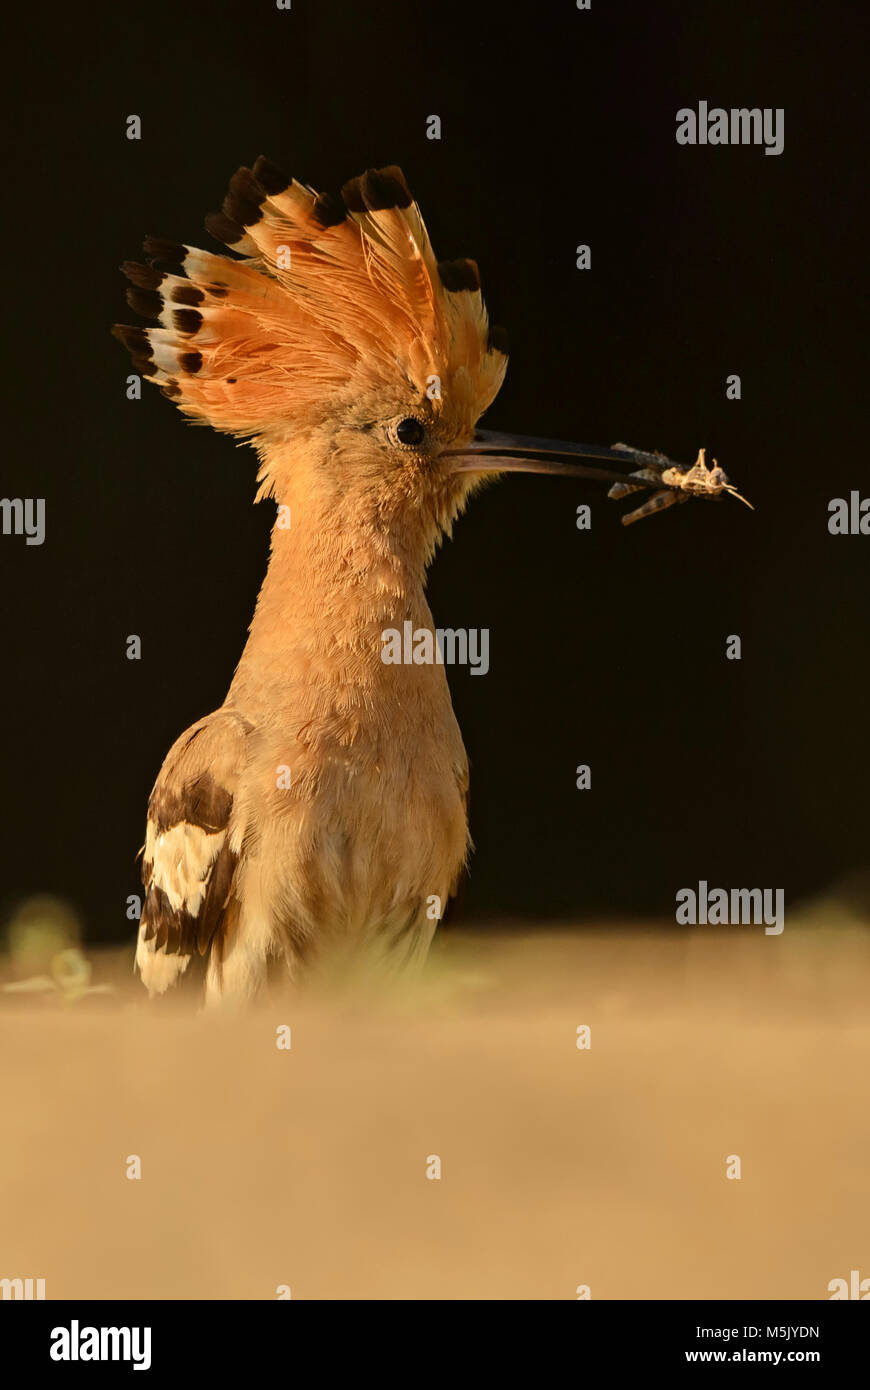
114,156,697,1005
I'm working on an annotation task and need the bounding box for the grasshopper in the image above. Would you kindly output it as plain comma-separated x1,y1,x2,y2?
608,445,753,527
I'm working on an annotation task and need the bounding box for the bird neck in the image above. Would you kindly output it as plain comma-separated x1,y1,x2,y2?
229,484,443,706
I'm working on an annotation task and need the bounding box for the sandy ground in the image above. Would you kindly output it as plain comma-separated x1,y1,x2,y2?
1,903,868,1301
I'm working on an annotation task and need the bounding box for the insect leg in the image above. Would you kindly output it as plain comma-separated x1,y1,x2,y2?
608,466,664,501
620,490,687,527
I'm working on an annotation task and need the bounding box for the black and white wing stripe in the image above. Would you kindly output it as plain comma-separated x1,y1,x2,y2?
136,709,250,995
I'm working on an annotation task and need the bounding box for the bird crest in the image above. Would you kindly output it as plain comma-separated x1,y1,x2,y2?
114,158,508,501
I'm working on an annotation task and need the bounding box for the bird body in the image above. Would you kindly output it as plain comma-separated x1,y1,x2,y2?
192,511,469,997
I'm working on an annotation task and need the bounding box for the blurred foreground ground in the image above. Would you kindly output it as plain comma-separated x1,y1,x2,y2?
1,902,868,1300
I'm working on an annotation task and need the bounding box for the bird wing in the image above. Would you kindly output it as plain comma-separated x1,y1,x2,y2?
135,708,250,995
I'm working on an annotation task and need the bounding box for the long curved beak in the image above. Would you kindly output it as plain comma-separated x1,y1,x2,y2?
442,429,676,490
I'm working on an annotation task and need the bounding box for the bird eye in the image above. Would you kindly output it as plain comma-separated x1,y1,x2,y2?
394,417,426,447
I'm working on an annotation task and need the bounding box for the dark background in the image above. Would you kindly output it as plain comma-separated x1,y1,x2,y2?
1,0,866,942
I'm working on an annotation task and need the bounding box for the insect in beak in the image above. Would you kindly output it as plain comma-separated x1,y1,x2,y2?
608,447,754,526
